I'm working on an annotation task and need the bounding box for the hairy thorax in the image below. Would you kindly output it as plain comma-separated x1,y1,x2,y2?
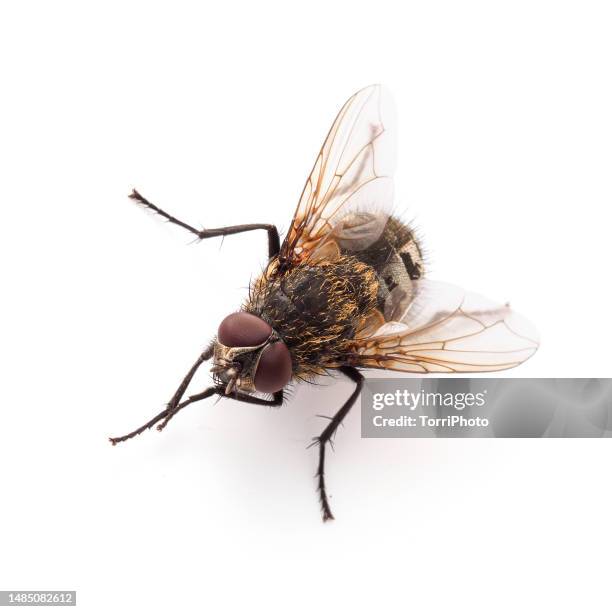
245,255,379,378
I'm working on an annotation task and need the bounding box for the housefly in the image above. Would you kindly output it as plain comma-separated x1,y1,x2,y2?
110,85,539,521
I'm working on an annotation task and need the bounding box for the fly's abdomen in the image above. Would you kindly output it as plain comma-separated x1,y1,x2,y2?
344,215,424,322
383,217,424,281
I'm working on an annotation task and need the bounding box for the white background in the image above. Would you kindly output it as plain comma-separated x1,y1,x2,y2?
1,1,611,610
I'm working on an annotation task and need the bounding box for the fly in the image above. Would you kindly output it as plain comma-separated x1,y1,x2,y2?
110,85,539,521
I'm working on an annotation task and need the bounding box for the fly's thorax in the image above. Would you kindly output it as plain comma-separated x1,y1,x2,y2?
246,255,380,376
212,312,293,395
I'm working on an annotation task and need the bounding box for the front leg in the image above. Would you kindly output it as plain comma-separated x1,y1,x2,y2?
312,366,364,522
109,387,284,445
130,189,280,258
109,387,218,445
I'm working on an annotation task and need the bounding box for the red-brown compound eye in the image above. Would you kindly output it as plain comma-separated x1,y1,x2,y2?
217,312,272,347
254,342,292,393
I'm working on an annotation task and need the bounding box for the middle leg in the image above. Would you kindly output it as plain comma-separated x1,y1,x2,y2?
313,366,364,522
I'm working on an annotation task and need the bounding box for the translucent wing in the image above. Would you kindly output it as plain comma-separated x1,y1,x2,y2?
350,280,539,373
279,85,396,267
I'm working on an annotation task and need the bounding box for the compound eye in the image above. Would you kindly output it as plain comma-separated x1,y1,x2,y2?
254,342,292,393
217,312,272,347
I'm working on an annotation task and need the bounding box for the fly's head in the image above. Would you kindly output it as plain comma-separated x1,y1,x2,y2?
211,312,292,395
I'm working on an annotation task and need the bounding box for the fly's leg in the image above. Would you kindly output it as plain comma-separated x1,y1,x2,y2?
155,386,284,432
109,387,217,445
109,346,213,444
109,385,283,445
157,346,215,431
311,366,364,522
225,390,284,407
129,189,280,258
